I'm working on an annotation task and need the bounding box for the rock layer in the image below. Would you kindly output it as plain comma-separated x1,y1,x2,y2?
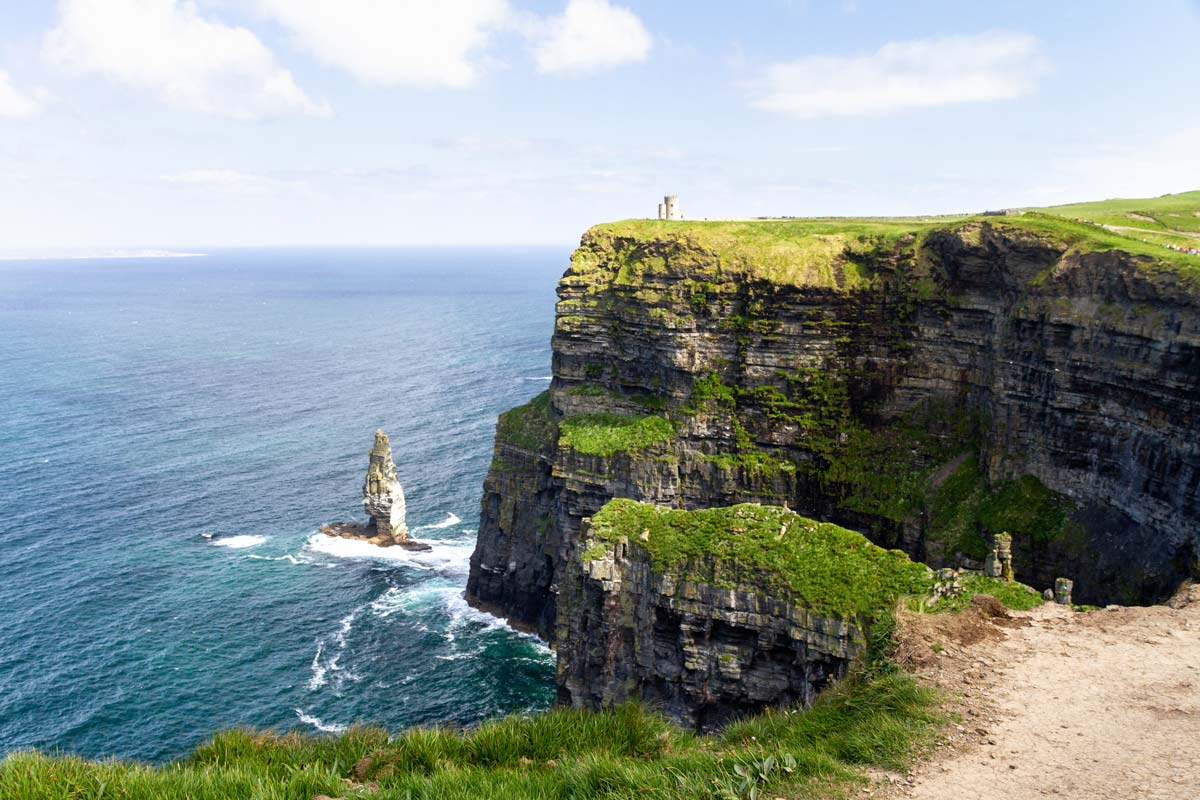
556,517,866,730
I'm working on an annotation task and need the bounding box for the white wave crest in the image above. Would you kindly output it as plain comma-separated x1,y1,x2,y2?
211,535,268,549
417,512,462,530
308,607,362,691
295,709,347,734
246,553,303,565
522,376,553,381
304,533,473,575
308,642,328,690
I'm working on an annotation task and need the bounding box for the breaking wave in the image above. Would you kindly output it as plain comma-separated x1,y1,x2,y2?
304,532,473,575
209,535,268,549
294,709,347,734
418,512,462,530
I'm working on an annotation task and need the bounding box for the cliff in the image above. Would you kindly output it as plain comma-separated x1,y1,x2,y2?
466,210,1200,719
555,499,930,728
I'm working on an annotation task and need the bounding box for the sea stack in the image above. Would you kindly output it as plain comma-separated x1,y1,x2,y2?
363,430,409,544
321,430,430,550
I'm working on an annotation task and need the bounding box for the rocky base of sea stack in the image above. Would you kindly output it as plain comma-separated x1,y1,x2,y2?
320,521,432,551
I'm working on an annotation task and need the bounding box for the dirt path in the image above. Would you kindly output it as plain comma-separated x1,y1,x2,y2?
879,585,1200,800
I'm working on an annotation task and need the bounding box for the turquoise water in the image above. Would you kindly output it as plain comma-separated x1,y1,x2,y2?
0,248,566,762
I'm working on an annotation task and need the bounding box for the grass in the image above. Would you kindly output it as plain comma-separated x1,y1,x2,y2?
913,574,1044,613
990,213,1200,275
1033,190,1200,237
559,412,675,457
584,218,934,289
0,671,943,800
574,191,1200,291
586,499,932,620
496,391,557,451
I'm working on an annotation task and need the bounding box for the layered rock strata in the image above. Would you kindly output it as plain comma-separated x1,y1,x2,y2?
468,218,1200,655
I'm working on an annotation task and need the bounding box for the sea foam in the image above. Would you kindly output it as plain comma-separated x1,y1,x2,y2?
294,709,347,734
210,535,268,549
304,532,473,574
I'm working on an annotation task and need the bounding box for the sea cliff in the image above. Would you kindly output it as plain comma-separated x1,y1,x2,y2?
467,212,1200,721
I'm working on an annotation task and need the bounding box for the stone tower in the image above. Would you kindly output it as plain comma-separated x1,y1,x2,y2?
657,195,681,220
362,430,409,544
664,195,680,220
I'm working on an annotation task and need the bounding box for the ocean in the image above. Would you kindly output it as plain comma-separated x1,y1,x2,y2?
0,247,567,762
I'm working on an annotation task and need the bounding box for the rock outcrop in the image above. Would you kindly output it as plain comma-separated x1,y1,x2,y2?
323,430,429,550
554,500,928,728
363,430,409,543
467,215,1200,721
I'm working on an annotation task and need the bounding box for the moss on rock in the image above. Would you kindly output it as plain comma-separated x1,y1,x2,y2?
559,413,675,457
496,391,557,451
586,499,931,620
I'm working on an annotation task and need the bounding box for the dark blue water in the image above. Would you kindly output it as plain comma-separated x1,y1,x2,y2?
0,247,566,762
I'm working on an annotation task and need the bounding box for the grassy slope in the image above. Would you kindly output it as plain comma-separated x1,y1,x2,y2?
1033,190,1200,235
588,218,935,289
1026,191,1200,262
2,673,941,800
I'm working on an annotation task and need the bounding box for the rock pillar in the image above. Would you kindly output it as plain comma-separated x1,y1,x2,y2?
985,532,1014,581
1054,577,1074,605
363,430,409,544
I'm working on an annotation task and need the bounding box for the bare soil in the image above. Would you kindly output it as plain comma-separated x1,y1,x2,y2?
866,584,1200,800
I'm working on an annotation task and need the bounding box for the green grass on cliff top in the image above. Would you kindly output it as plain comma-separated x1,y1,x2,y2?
1,671,942,800
591,190,1200,284
587,499,932,620
1032,190,1200,237
589,217,942,289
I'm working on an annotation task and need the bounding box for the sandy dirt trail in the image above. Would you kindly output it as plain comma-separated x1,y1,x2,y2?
880,585,1200,800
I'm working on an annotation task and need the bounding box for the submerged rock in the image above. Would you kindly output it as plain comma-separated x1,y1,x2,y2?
321,430,431,551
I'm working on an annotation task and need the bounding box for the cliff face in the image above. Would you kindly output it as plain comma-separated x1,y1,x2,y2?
467,218,1200,651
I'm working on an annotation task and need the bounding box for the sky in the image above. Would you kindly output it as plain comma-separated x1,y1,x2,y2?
0,0,1198,249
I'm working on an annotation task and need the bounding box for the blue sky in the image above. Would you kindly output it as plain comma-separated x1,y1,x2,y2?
0,0,1198,249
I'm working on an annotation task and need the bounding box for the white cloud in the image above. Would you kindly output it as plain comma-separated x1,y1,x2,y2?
46,0,328,119
255,0,511,88
751,31,1045,118
0,72,43,119
533,0,651,75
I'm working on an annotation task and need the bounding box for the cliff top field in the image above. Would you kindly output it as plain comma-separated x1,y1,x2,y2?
584,190,1200,288
1032,189,1200,241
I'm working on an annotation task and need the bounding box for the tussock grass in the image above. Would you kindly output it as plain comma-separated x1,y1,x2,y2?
0,671,941,800
558,412,675,457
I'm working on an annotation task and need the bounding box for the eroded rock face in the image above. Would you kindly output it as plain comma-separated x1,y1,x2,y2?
363,430,409,543
467,221,1200,647
555,520,865,730
322,430,428,550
